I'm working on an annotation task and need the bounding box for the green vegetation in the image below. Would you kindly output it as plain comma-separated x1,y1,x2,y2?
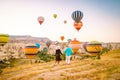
36,50,55,62
36,46,66,62
0,61,8,74
0,55,16,74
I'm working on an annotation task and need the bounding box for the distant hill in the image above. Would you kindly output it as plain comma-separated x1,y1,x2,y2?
9,35,51,43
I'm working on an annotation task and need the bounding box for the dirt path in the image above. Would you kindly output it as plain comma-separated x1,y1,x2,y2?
30,64,91,80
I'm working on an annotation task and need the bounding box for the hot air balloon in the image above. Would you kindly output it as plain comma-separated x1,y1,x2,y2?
60,36,64,41
74,21,83,31
64,20,67,24
0,34,10,46
24,44,39,59
35,43,40,48
71,10,83,23
86,41,103,56
53,14,57,19
37,16,44,25
69,38,81,54
67,39,72,43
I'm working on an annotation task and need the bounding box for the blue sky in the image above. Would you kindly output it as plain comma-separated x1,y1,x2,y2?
0,0,120,42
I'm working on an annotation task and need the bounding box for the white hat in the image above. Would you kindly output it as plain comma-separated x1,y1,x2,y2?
56,46,60,49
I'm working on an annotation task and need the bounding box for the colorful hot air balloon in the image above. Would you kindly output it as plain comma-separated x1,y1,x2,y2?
86,41,103,56
74,21,83,31
60,36,64,41
37,16,44,25
64,20,67,24
69,38,81,54
24,44,39,59
67,39,72,43
71,10,83,23
0,34,10,46
35,43,40,48
53,14,57,19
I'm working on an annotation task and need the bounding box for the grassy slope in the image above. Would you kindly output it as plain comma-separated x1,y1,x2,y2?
0,49,120,80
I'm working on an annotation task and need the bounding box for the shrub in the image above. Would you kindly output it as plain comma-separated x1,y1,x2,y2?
101,48,110,54
37,50,54,62
0,61,10,74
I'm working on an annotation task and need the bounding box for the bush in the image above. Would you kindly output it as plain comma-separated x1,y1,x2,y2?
101,48,110,54
37,51,55,62
0,61,10,74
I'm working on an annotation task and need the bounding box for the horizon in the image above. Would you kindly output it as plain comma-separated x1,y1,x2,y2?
8,34,120,43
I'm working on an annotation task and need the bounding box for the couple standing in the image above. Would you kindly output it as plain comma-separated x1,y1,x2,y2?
54,45,73,66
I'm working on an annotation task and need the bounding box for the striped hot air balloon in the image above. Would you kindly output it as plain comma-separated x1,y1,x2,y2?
71,10,83,23
86,41,103,56
69,38,81,54
24,45,39,59
0,34,10,46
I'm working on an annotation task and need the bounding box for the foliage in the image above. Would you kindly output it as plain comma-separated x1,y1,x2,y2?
0,53,16,74
101,48,110,54
96,48,110,59
0,60,10,74
36,49,66,62
43,47,48,54
37,50,55,62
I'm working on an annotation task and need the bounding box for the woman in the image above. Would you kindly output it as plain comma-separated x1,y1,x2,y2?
54,46,62,66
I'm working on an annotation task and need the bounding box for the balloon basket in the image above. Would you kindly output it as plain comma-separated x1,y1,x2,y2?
89,53,98,56
25,54,36,59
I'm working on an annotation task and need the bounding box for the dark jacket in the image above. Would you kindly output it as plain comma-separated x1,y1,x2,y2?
55,49,62,61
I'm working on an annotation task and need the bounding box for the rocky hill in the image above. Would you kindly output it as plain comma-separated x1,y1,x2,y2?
9,35,51,43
